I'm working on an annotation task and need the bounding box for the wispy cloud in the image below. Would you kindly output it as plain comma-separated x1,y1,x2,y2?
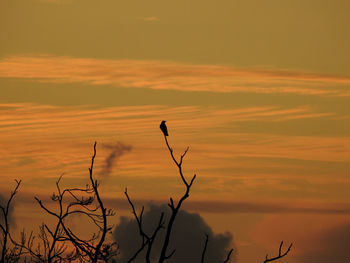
37,0,70,4
184,200,350,214
0,102,348,196
138,16,160,22
0,104,333,134
0,55,349,96
14,191,350,215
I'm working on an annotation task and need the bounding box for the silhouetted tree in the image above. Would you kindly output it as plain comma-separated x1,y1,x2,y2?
1,126,293,263
122,127,234,263
0,180,23,263
11,143,118,263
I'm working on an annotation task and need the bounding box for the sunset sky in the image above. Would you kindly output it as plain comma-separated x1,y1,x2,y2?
1,0,350,262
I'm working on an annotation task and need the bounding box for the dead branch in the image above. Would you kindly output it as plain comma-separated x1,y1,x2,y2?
60,142,118,262
201,234,234,263
222,249,234,263
124,188,164,263
157,135,196,263
264,241,292,263
201,234,209,263
0,179,21,263
16,142,118,262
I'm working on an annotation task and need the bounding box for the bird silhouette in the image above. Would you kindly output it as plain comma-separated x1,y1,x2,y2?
160,120,169,136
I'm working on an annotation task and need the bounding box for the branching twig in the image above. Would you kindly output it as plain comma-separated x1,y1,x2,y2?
15,142,118,262
201,234,234,263
61,142,118,262
158,135,196,263
264,241,292,263
201,234,209,263
0,179,21,263
222,248,234,263
124,188,164,263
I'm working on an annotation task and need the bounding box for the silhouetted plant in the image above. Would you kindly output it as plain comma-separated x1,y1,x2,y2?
123,189,165,263
12,223,75,263
200,234,233,263
58,142,118,262
123,125,291,263
264,241,292,263
12,142,118,263
122,127,234,263
0,179,23,263
1,127,293,263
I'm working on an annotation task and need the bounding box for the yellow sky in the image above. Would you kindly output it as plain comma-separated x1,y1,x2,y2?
1,1,350,262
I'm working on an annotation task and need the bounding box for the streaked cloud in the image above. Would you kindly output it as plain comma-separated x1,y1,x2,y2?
13,190,350,215
139,16,160,22
0,102,349,203
37,0,70,4
1,2,349,261
185,200,350,215
0,55,350,96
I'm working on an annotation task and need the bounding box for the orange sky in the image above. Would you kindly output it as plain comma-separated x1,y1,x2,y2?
1,1,350,262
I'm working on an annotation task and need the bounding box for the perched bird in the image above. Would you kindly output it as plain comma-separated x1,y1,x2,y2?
160,120,169,136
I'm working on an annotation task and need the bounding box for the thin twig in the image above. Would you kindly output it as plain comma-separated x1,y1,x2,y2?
158,135,196,263
201,234,209,263
264,241,293,263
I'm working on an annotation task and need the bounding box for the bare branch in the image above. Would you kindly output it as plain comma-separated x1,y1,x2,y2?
125,188,164,263
0,179,21,263
158,134,196,263
201,234,209,263
264,241,293,263
16,142,118,262
201,234,233,263
222,249,234,263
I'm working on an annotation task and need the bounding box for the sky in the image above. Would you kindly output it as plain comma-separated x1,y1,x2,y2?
1,0,350,262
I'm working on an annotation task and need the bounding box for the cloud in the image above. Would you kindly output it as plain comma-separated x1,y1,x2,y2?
113,204,235,263
0,102,349,200
184,200,350,215
101,142,132,178
139,16,160,22
0,103,347,174
106,198,350,215
37,0,70,4
297,221,350,263
14,191,350,216
0,55,350,97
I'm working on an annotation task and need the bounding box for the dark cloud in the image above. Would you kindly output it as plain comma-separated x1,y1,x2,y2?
113,204,235,263
101,142,132,178
297,221,350,263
